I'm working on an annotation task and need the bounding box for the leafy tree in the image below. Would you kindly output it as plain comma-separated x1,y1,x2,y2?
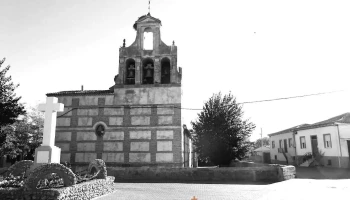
191,92,256,166
0,107,43,163
254,137,270,148
0,58,26,145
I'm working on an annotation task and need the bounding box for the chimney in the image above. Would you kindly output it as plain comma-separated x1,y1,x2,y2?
81,85,84,91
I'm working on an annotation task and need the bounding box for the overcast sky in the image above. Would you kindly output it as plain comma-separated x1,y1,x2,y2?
1,0,350,142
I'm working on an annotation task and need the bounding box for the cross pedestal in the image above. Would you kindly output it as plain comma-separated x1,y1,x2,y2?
32,97,64,169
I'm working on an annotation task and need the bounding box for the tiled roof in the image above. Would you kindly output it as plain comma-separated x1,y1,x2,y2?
268,124,310,136
296,112,350,131
311,113,350,125
46,90,113,96
253,146,270,152
268,112,350,137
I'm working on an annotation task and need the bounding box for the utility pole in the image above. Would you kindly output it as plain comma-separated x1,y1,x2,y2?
261,128,263,163
261,128,263,147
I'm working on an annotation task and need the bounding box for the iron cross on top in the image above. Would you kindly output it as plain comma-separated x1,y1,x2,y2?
38,97,64,147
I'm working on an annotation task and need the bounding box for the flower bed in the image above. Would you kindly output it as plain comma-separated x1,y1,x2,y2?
0,176,115,200
0,159,116,200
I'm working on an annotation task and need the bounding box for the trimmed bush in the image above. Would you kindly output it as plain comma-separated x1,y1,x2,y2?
88,159,107,179
24,163,77,191
5,160,33,177
0,176,115,200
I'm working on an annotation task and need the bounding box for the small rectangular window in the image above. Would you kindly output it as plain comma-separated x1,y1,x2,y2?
324,134,332,148
300,136,306,149
288,138,293,148
272,141,275,148
328,159,332,166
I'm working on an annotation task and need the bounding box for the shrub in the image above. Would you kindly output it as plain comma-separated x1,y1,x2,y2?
88,159,107,179
0,174,25,188
5,160,33,177
24,163,77,190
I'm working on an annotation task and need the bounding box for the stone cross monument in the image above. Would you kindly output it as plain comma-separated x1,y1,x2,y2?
33,97,64,167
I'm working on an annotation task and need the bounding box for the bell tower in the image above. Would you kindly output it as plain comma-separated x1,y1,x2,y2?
49,13,185,168
108,13,183,167
113,13,182,86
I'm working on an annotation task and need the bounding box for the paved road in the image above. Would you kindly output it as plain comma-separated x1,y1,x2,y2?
94,179,350,200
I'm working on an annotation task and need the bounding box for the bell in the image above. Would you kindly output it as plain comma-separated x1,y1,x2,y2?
145,69,153,78
127,70,134,78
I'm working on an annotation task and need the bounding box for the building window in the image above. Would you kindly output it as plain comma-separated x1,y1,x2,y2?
125,58,136,85
324,134,332,148
283,139,288,153
95,124,105,137
275,155,277,160
328,159,332,166
272,141,275,148
161,57,171,84
300,136,306,149
142,57,154,84
288,138,293,148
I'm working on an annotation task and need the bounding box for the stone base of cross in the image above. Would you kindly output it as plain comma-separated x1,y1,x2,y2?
31,97,64,169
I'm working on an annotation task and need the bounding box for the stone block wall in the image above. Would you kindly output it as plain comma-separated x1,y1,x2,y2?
53,87,182,171
107,166,296,183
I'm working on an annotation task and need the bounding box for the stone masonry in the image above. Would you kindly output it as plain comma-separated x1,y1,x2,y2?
47,13,184,171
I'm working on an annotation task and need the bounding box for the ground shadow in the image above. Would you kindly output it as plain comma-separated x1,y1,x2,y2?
296,167,350,179
113,180,272,185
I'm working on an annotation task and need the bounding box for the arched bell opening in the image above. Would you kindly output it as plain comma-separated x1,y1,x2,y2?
143,27,153,50
142,57,154,84
161,57,171,84
125,58,136,85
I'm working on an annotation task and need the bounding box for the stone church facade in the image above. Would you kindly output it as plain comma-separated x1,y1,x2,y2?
47,13,188,171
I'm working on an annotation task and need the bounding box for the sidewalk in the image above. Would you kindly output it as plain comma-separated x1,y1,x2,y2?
296,166,350,179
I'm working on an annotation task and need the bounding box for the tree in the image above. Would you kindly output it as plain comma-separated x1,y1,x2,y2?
191,92,256,166
0,58,26,145
254,137,270,148
0,107,43,163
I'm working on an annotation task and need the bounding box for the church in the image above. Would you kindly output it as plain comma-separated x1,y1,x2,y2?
47,13,192,171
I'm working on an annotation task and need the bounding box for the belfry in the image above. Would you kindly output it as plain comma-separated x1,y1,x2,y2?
47,13,191,171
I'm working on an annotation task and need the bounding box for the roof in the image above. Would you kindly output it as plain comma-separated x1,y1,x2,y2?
253,146,270,152
312,112,350,125
133,13,162,30
46,90,113,96
268,112,350,137
268,124,309,136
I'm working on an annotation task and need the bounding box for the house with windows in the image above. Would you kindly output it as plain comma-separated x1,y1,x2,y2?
268,113,350,168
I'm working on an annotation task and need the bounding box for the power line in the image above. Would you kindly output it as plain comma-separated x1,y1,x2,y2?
237,90,344,105
180,89,345,110
56,89,345,117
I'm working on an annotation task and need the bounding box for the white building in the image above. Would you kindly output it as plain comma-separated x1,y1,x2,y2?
268,113,350,168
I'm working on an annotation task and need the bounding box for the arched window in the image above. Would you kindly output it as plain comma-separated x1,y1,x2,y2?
161,57,171,84
95,124,105,137
125,59,136,85
142,57,154,84
143,28,153,50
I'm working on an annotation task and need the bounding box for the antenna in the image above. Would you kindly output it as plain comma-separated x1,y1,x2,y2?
148,0,151,14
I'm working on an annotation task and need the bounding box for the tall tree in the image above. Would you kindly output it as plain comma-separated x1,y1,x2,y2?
191,92,256,166
254,137,270,148
0,107,44,162
0,58,26,145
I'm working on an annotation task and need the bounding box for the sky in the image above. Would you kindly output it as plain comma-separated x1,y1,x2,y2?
1,0,350,142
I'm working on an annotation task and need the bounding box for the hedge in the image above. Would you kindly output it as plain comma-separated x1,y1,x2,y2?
0,176,115,200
